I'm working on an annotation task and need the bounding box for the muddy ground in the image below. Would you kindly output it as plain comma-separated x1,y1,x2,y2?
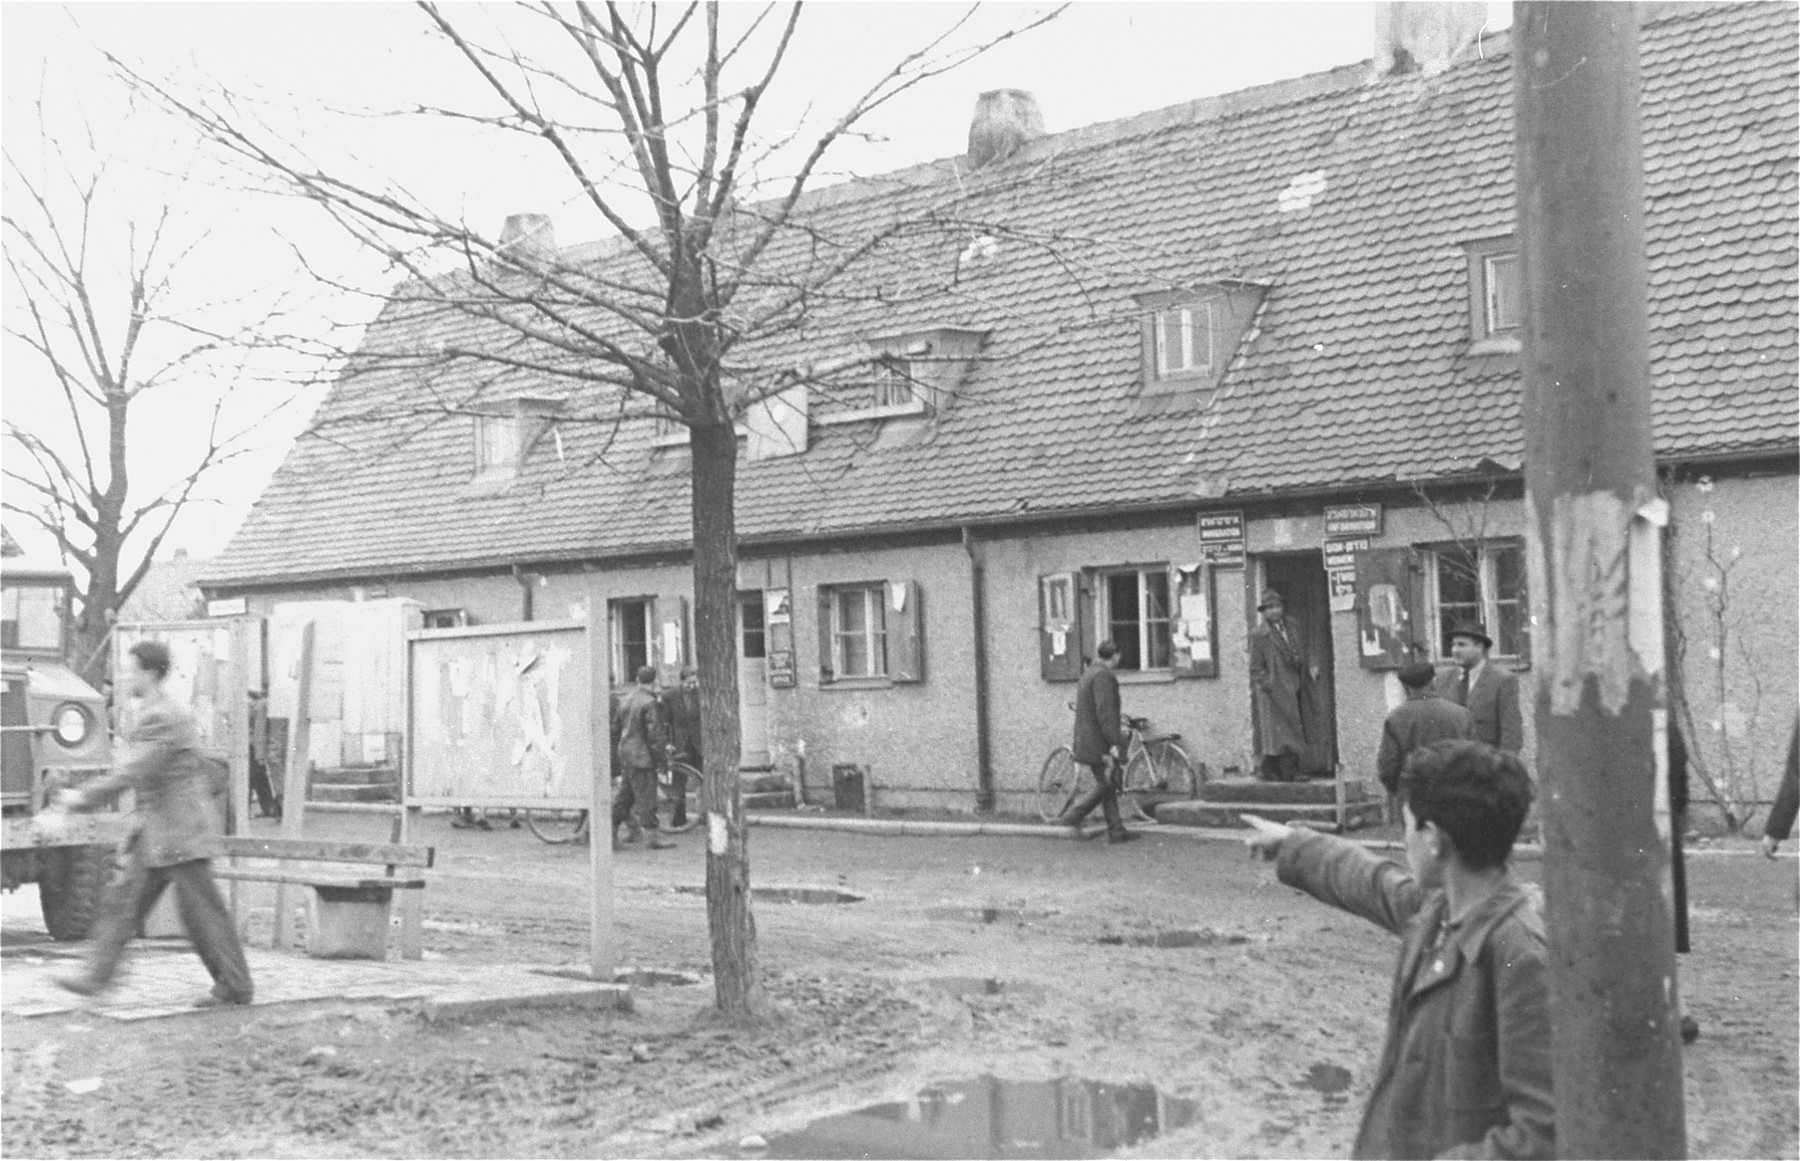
4,813,1797,1159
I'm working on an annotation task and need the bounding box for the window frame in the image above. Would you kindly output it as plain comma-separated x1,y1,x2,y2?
1422,540,1530,665
1095,565,1174,673
473,412,523,477
1463,236,1523,353
825,583,888,681
608,596,657,685
1152,301,1215,380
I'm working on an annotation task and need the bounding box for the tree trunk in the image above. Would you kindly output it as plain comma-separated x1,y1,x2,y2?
689,417,763,1021
1515,5,1686,1155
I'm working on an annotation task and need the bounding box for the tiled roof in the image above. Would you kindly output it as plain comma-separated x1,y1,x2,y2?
207,3,1797,586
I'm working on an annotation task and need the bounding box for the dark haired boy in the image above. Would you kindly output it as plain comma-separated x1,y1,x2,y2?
1245,739,1552,1159
55,639,255,1006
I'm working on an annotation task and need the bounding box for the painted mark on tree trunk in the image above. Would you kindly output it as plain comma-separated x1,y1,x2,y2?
1539,490,1667,716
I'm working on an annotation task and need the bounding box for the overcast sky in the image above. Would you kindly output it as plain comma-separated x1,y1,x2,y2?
2,1,1512,564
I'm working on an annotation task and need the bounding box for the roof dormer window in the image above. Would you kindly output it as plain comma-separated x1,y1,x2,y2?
1134,282,1264,407
869,356,919,410
474,413,523,476
1154,302,1215,379
1463,236,1522,354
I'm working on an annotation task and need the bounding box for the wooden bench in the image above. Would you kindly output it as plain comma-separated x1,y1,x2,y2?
212,836,435,960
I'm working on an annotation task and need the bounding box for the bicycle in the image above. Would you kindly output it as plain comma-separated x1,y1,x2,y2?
525,759,703,844
1037,715,1199,825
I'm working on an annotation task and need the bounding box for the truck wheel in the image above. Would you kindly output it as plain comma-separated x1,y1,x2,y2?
39,845,113,941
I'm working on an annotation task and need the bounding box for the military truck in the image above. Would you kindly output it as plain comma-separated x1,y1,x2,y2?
1,559,121,939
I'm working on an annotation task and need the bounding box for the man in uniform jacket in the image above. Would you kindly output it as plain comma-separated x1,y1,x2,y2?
1249,589,1313,781
1056,640,1135,843
612,666,674,850
1433,621,1524,754
56,639,255,1007
1377,661,1475,795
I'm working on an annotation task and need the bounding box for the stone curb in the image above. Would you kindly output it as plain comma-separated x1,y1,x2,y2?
742,812,1561,858
418,982,633,1022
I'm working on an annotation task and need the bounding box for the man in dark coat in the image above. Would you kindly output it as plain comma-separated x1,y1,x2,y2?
1433,621,1524,754
1761,714,1800,859
612,666,673,850
1056,640,1134,843
55,639,255,1007
1249,589,1312,781
662,666,702,832
1376,661,1474,795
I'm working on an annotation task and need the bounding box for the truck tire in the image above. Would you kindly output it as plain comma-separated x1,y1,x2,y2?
39,845,113,941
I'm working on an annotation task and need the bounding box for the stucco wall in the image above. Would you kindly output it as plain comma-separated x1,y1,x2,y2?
1666,471,1798,825
767,543,981,811
978,517,1251,816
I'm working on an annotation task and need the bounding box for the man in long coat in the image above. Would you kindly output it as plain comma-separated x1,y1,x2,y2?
1432,621,1523,754
1250,589,1312,781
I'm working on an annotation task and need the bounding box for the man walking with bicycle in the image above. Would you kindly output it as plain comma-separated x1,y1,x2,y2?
1055,640,1137,844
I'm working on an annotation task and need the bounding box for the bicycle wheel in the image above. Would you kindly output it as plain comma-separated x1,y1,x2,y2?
1037,746,1081,822
1146,737,1199,798
525,808,588,845
1118,750,1156,823
668,761,703,816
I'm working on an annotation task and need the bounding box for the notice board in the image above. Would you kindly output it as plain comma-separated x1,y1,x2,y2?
406,621,594,807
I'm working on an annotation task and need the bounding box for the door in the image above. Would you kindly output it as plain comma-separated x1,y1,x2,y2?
1252,552,1338,776
737,591,771,768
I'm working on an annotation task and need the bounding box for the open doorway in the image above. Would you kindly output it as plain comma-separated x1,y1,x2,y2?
1251,552,1337,777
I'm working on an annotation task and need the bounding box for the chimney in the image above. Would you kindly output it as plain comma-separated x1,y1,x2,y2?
1373,2,1489,76
497,212,556,268
966,89,1045,168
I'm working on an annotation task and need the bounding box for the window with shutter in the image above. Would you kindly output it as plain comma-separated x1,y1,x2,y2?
888,581,924,683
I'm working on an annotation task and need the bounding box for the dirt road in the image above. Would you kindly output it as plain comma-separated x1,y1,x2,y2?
4,814,1796,1158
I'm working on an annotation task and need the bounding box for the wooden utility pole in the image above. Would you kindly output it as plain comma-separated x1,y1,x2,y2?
1513,4,1687,1157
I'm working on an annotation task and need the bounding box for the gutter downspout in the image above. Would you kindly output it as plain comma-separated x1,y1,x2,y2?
512,564,535,622
962,527,996,813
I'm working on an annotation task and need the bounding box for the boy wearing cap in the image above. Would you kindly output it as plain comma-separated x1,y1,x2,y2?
1434,622,1523,754
1377,661,1474,795
1245,740,1553,1159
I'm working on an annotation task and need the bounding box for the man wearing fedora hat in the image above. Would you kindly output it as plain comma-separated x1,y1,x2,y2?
1433,622,1523,754
1250,588,1316,782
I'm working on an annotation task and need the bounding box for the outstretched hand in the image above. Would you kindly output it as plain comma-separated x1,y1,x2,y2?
1241,813,1293,861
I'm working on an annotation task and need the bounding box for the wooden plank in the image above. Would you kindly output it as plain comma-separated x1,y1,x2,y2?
274,621,314,950
213,870,425,890
589,598,614,982
214,836,434,867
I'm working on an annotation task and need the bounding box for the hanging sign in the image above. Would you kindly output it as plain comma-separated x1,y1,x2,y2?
1324,503,1384,537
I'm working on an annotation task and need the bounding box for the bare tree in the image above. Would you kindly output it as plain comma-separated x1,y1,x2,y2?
123,0,1062,1021
3,106,320,679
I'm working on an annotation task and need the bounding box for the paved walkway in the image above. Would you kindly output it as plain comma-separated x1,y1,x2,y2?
0,926,629,1023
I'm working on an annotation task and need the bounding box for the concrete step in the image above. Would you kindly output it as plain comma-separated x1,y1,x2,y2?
1200,779,1339,804
310,766,400,787
310,782,401,804
742,772,794,795
1155,799,1385,832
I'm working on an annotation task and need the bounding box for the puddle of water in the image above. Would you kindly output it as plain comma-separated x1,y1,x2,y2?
674,886,864,905
924,906,1055,924
1096,928,1249,949
922,976,1045,1001
761,1075,1198,1159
